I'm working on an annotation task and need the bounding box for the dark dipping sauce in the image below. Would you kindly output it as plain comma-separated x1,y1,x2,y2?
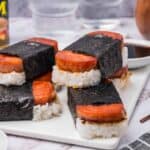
126,44,150,58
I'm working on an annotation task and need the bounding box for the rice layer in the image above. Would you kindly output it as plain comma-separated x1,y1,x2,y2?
112,47,129,88
52,66,101,88
112,71,131,89
33,99,61,121
122,47,128,67
76,118,127,139
0,71,25,86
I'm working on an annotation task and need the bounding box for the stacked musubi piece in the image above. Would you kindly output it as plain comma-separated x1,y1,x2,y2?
52,31,129,139
0,38,61,121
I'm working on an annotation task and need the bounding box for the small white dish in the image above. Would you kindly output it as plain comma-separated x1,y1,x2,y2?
128,56,150,69
125,38,150,69
125,39,150,48
0,130,7,150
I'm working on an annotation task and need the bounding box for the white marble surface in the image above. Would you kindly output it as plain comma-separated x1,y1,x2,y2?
2,18,150,150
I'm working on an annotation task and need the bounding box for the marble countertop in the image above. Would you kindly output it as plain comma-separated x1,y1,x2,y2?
4,18,150,150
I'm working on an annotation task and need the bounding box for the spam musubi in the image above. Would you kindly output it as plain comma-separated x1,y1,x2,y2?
0,37,58,86
52,31,129,88
68,82,127,139
0,73,61,121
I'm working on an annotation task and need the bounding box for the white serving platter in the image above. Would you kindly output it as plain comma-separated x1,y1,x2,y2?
0,65,149,149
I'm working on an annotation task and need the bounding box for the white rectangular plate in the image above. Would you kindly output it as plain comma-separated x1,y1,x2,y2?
0,66,149,149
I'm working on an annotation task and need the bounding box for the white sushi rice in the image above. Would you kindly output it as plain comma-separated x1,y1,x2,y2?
112,47,130,88
122,47,128,67
33,99,62,121
52,66,101,88
76,118,127,139
112,71,131,89
0,71,25,86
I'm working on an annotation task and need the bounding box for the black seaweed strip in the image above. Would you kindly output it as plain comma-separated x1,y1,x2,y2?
0,83,33,121
68,82,122,105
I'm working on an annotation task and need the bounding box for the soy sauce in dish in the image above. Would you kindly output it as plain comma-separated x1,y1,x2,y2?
126,44,150,58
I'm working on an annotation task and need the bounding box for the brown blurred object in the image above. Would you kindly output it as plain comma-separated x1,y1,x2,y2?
135,46,150,57
140,114,150,123
135,0,150,40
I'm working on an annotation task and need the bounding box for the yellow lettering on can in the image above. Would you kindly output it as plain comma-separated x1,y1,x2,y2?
0,1,7,16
